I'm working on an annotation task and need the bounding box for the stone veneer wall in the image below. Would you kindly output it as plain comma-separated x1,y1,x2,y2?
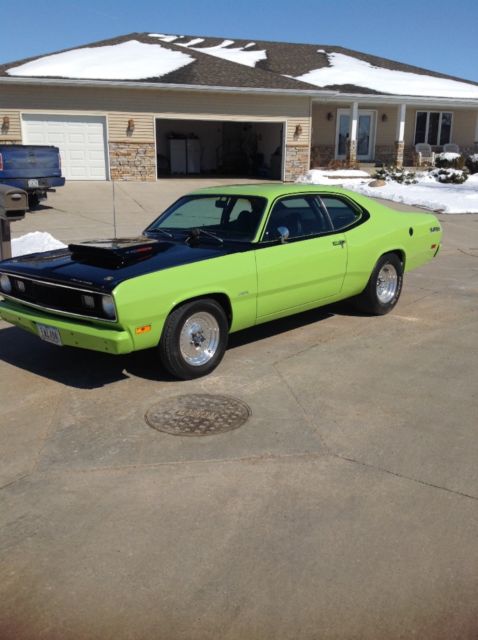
310,145,335,167
404,145,418,166
374,145,396,165
109,142,156,181
284,145,310,181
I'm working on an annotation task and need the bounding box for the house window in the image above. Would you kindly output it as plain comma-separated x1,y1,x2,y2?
414,112,452,146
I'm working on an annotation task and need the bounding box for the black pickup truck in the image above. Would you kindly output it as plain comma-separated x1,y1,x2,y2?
0,145,65,209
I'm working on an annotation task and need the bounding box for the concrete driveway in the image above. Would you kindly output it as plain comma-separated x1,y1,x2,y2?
1,181,478,639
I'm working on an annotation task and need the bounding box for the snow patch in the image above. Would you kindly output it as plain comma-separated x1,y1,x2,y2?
180,38,205,47
436,152,461,161
177,38,267,68
148,33,179,42
296,169,371,184
12,232,67,257
7,40,194,80
297,170,478,214
295,51,478,99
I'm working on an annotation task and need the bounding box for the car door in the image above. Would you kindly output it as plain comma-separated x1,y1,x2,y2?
255,195,347,319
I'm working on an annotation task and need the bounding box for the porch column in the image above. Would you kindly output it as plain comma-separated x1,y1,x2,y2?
347,102,358,165
395,103,407,167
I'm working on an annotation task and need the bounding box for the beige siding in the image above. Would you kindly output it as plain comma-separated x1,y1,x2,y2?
285,117,311,147
108,112,155,142
312,104,350,146
0,109,22,141
375,107,398,145
0,84,310,119
449,109,477,145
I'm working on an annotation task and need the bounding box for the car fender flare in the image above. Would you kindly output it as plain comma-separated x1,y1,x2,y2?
166,291,233,329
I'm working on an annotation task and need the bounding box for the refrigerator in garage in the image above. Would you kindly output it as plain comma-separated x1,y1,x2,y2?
169,138,201,174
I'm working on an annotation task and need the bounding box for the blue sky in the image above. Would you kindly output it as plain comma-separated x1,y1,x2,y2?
1,0,478,82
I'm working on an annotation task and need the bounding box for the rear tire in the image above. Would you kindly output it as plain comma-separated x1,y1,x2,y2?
159,299,229,379
28,193,40,210
354,253,403,315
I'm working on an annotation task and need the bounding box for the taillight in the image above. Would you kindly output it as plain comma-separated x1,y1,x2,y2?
0,153,3,171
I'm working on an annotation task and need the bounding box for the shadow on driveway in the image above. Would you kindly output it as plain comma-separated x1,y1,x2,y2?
0,304,355,389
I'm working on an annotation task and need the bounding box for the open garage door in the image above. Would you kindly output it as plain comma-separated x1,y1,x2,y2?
22,114,108,181
156,119,284,180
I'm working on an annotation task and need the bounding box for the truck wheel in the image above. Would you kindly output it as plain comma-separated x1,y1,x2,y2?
354,253,403,315
28,193,40,210
159,299,229,379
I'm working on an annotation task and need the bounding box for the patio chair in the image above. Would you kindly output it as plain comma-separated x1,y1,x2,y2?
415,143,435,166
443,143,460,154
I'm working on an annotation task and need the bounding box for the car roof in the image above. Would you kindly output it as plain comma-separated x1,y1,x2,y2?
189,183,357,199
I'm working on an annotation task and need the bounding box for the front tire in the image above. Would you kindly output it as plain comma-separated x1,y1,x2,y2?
354,253,403,315
159,299,229,379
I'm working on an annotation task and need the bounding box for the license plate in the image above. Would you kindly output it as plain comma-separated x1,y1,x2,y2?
28,179,39,187
37,323,62,346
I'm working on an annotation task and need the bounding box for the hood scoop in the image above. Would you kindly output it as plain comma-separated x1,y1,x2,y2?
68,237,168,268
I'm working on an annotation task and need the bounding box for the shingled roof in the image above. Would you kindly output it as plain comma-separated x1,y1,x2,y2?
2,32,478,99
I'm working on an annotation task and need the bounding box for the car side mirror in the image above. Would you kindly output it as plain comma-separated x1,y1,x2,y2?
277,226,289,243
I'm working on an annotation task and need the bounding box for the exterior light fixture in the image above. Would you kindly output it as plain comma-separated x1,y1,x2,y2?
381,113,388,123
2,116,10,131
326,112,334,121
294,124,303,137
127,118,135,133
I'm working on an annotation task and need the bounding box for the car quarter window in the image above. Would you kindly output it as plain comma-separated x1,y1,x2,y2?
320,196,362,230
262,196,332,241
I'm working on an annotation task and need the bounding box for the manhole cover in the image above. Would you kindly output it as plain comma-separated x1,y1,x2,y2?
145,394,251,436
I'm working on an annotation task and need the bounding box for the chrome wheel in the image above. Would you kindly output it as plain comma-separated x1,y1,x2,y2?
179,312,220,366
376,263,398,303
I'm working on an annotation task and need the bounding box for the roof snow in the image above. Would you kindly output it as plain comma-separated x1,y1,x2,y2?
295,51,478,99
7,40,194,80
150,34,267,68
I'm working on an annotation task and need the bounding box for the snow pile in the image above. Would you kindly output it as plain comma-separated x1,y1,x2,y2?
150,34,267,68
297,170,478,213
295,52,478,99
297,169,370,184
468,154,478,162
436,152,461,161
7,40,194,80
12,232,67,257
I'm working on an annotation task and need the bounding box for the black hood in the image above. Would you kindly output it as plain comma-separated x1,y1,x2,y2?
0,236,246,292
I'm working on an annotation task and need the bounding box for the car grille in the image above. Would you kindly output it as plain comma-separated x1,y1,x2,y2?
2,274,116,322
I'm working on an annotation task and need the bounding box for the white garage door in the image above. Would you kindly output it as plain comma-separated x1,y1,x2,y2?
22,114,108,180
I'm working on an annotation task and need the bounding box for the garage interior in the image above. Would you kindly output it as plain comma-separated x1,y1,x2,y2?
155,119,283,180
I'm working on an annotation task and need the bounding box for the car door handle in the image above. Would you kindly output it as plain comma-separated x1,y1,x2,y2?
332,240,346,247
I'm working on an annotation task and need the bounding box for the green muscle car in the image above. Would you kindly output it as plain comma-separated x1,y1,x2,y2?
0,184,442,379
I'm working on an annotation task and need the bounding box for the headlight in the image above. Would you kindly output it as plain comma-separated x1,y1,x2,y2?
101,294,116,319
0,274,12,294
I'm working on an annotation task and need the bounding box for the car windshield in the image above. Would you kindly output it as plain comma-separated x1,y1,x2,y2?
145,195,267,242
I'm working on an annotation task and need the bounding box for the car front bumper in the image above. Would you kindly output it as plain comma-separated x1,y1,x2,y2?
0,299,133,355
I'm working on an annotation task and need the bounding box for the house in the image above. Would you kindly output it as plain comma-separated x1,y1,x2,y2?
1,32,477,182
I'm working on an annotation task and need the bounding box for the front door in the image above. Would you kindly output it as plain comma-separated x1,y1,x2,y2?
336,109,376,161
255,195,347,319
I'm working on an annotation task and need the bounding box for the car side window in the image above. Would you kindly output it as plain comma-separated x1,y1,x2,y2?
320,196,362,231
263,196,332,241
